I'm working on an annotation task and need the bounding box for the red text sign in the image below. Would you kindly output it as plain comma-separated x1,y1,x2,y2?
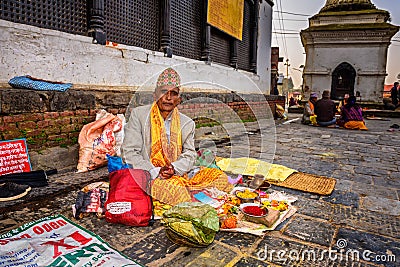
0,138,31,176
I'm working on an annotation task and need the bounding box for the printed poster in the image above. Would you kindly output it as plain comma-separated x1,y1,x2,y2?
207,0,244,40
0,138,31,176
0,215,141,267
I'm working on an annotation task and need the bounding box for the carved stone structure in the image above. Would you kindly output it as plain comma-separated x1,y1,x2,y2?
301,0,399,102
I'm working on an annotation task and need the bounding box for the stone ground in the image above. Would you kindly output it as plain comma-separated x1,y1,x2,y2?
1,114,400,267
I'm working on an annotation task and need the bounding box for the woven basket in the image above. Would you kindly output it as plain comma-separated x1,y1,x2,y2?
165,227,209,248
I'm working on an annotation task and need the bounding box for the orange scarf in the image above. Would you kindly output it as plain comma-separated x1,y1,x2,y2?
150,102,182,167
149,102,232,206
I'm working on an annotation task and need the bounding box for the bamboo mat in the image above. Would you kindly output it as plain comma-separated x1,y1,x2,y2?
269,172,336,195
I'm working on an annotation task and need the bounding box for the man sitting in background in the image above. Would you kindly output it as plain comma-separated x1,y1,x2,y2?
390,82,399,107
314,90,337,127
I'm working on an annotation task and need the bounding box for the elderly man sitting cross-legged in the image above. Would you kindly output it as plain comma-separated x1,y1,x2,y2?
121,67,232,206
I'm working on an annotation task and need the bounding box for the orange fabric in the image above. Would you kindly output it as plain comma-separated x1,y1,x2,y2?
149,103,232,206
344,121,368,130
150,103,182,167
309,101,314,114
152,168,233,206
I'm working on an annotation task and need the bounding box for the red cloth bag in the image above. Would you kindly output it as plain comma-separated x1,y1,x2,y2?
105,168,153,226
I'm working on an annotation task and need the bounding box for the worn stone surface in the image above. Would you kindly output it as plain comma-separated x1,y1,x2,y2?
1,115,400,266
215,231,260,251
360,196,400,216
330,206,400,239
283,215,336,247
29,144,79,172
335,228,400,267
322,190,360,208
295,196,334,221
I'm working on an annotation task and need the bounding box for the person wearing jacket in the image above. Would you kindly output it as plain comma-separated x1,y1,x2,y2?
314,90,337,127
122,67,232,205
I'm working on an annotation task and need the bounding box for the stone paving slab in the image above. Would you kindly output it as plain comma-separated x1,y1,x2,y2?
322,190,360,208
294,196,334,221
335,228,400,267
282,215,336,247
215,231,260,251
254,234,378,267
121,229,181,266
330,206,400,239
360,196,400,216
1,117,400,266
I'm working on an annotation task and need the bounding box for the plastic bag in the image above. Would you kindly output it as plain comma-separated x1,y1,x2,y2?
76,110,123,172
104,168,153,226
163,202,219,247
310,115,318,126
72,182,109,219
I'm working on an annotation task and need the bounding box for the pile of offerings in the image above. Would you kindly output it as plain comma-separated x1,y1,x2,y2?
216,185,297,235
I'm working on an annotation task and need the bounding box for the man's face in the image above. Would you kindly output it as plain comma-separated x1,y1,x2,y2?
154,86,181,113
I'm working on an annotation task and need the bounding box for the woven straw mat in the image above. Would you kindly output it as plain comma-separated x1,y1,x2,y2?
269,172,336,195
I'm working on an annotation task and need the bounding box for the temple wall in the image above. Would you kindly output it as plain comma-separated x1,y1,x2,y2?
303,43,388,101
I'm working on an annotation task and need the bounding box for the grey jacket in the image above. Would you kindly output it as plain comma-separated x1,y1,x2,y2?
121,104,196,176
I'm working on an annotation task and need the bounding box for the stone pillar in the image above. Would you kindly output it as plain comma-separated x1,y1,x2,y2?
201,0,211,62
160,0,172,57
250,0,259,73
87,0,106,45
230,39,238,69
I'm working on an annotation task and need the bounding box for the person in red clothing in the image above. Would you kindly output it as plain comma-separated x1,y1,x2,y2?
314,90,337,127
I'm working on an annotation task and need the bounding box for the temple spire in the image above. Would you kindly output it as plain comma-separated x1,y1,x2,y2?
320,0,376,12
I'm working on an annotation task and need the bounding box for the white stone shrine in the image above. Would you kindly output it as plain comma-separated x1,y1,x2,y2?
301,0,399,102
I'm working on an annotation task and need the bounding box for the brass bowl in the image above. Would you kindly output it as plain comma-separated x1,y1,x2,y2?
235,189,259,203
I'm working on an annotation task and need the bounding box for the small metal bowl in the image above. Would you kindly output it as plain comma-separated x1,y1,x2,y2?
259,181,271,191
235,189,259,203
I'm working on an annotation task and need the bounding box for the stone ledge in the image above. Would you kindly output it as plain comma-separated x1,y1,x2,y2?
0,167,108,212
363,109,400,118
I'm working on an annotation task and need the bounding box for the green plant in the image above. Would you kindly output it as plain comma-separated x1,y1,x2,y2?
26,137,36,145
38,131,47,138
55,137,65,142
241,118,257,123
19,129,27,137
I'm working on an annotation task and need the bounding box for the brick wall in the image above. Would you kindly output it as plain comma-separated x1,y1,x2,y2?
0,87,285,152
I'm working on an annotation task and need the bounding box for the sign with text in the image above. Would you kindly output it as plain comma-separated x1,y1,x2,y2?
0,138,31,176
0,215,141,267
207,0,244,40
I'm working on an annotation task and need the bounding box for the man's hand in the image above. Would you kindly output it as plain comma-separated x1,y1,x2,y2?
159,165,175,179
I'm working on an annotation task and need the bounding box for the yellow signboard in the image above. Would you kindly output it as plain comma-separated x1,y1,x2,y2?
207,0,244,41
